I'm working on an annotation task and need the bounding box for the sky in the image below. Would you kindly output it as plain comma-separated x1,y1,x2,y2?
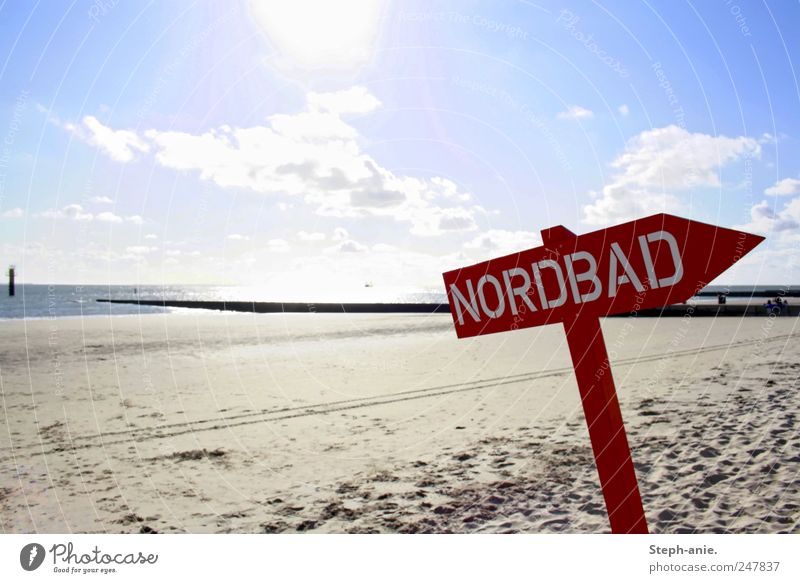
1,0,799,296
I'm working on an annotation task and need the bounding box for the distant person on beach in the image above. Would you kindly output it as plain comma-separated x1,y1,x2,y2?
776,297,784,316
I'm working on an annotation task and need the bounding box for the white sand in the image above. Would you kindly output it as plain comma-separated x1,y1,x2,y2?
0,310,798,533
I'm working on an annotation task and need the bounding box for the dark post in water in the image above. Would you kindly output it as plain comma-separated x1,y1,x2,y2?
8,265,15,297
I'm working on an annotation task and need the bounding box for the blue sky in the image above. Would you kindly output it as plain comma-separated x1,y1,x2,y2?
1,0,798,293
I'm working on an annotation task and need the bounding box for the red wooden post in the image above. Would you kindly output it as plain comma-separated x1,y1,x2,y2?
442,213,765,533
564,314,648,533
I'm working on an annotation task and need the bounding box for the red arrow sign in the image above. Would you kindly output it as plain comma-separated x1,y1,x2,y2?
443,214,764,338
442,213,764,533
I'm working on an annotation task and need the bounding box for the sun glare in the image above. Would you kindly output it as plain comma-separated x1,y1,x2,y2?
249,0,386,71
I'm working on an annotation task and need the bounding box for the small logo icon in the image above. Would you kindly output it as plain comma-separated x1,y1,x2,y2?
20,543,46,571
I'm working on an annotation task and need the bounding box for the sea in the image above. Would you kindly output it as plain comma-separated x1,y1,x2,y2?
0,284,445,320
0,284,797,320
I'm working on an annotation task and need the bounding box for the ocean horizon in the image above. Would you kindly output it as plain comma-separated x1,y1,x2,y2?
1,283,798,320
0,283,448,319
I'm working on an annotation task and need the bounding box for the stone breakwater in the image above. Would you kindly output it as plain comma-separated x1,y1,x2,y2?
96,298,798,317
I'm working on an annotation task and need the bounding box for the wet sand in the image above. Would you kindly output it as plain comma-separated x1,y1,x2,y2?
0,311,798,533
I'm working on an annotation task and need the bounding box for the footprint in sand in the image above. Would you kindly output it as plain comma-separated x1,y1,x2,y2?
703,473,729,486
540,517,569,531
656,508,687,527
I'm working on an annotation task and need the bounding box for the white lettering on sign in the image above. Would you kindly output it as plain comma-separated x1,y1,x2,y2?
477,274,505,318
448,230,684,325
449,280,480,325
608,242,644,297
502,268,537,315
533,260,567,310
565,251,601,304
646,230,683,287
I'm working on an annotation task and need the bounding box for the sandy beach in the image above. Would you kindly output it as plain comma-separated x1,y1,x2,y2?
1,310,798,533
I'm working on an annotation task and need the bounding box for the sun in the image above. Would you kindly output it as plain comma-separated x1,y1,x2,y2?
248,0,387,71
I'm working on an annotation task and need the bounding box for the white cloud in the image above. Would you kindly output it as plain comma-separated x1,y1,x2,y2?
557,105,594,120
1,207,24,219
757,132,776,145
38,204,143,224
608,125,759,189
736,198,800,278
36,103,58,123
80,116,150,162
465,229,541,259
95,211,123,223
227,233,250,241
765,178,800,197
297,230,326,241
90,196,114,204
408,205,480,236
584,184,682,227
268,109,360,141
430,176,471,201
306,86,381,114
267,238,290,252
62,204,92,221
144,234,158,240
332,227,349,241
583,125,760,225
125,245,157,254
618,104,630,116
739,198,800,236
40,203,93,221
326,239,368,253
76,88,479,237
